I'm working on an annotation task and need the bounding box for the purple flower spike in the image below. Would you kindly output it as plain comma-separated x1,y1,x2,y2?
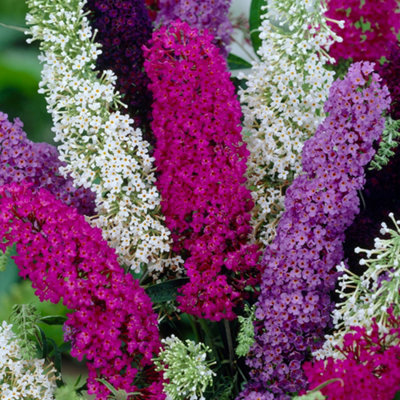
156,0,233,56
85,0,153,130
239,62,391,399
0,112,95,215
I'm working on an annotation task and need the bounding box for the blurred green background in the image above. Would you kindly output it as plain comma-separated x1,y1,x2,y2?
0,0,54,300
0,0,70,362
0,0,53,144
0,0,54,304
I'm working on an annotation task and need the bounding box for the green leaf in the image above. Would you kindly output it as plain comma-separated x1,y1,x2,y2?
227,53,252,70
39,327,49,359
47,337,62,372
249,0,266,55
58,342,72,353
40,315,68,325
393,391,400,400
205,374,234,400
231,76,247,93
145,278,189,303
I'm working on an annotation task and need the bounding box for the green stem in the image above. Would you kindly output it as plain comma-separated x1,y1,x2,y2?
187,315,200,344
198,318,221,364
224,319,235,374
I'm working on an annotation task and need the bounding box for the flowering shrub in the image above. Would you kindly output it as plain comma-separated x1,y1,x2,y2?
0,112,95,215
239,0,340,245
326,0,400,62
156,0,233,55
2,1,400,399
0,183,164,399
85,0,154,130
144,20,260,321
25,0,176,273
240,62,390,398
304,308,400,399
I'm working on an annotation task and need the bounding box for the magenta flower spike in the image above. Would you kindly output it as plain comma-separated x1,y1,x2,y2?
304,308,400,399
0,183,165,400
326,0,400,62
144,21,261,321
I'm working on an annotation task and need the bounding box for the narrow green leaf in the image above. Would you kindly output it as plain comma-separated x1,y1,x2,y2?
76,381,88,394
249,0,266,55
39,327,49,359
74,375,83,389
40,315,68,325
227,53,252,70
231,76,247,93
47,337,62,372
58,342,72,353
145,278,189,303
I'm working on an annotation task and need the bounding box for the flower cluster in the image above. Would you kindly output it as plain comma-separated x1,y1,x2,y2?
239,0,340,245
0,112,95,215
144,21,260,321
0,182,165,400
154,335,215,400
0,321,57,400
326,0,400,62
239,62,390,399
317,213,400,359
25,0,176,273
304,308,400,399
236,304,256,358
85,0,153,130
156,0,233,56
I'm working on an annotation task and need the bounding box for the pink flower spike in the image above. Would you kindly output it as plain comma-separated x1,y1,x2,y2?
0,182,165,400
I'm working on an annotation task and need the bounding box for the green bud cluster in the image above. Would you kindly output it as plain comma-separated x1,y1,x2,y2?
369,117,400,171
235,304,256,357
0,245,12,272
10,304,41,359
153,335,216,400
